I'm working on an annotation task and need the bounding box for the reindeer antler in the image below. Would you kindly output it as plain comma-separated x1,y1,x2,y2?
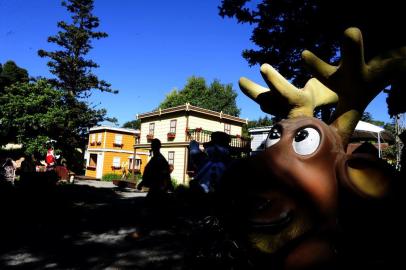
302,27,406,146
239,64,338,119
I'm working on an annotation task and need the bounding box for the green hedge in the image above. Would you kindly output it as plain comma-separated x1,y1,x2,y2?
102,173,121,181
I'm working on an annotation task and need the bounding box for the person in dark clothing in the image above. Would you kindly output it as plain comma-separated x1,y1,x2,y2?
189,131,232,193
137,139,173,198
0,158,16,186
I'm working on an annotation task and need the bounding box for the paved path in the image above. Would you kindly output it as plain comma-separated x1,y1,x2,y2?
0,180,200,270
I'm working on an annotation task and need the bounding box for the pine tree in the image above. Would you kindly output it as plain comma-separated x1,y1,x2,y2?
38,0,117,98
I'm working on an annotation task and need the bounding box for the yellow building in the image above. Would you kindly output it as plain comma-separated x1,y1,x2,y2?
84,126,149,179
136,103,250,185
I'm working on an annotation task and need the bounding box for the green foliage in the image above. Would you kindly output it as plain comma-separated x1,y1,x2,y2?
38,0,117,98
171,178,179,189
0,80,63,146
122,119,141,130
102,173,121,181
361,112,385,127
159,76,241,116
242,115,273,137
0,61,29,93
0,80,106,172
219,0,406,116
31,0,117,172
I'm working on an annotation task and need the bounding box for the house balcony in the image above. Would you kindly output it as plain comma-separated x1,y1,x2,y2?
185,128,251,153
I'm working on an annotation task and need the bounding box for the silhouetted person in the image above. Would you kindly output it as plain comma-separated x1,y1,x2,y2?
20,154,37,184
0,158,16,187
189,131,231,193
137,139,173,199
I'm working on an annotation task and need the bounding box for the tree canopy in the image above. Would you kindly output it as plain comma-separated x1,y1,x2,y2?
122,119,141,130
159,76,241,117
242,115,273,137
22,0,117,171
219,0,406,115
0,79,106,171
0,61,29,93
38,0,117,98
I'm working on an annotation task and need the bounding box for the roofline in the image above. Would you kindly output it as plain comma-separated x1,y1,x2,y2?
248,126,273,132
89,126,139,134
137,103,247,124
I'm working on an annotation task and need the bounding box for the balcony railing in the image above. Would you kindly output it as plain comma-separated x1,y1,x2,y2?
185,128,251,151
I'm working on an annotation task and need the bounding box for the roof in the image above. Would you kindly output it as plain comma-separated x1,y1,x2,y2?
137,103,247,125
89,126,139,134
248,126,273,133
355,120,384,133
353,120,395,142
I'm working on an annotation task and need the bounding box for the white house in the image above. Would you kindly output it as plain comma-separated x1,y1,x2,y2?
248,126,273,155
135,103,250,185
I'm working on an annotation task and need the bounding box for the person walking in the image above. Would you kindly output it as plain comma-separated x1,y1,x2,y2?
137,139,174,199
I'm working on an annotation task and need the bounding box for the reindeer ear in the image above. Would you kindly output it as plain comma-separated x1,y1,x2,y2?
338,153,393,199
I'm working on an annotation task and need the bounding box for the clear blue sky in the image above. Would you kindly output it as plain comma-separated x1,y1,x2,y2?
0,0,393,126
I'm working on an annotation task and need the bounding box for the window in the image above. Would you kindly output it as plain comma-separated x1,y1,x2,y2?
113,157,121,168
97,133,102,144
91,134,96,143
149,123,155,135
88,154,97,168
224,123,231,134
170,120,177,134
114,134,123,146
168,151,175,165
135,159,141,169
129,158,141,170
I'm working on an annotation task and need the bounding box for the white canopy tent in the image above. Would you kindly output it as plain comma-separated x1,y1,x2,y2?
354,120,394,158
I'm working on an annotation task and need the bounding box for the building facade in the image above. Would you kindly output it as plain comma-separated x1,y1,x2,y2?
136,104,250,185
248,126,273,155
84,126,148,179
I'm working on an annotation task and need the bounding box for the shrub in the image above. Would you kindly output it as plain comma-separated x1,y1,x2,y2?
171,178,179,189
102,173,121,181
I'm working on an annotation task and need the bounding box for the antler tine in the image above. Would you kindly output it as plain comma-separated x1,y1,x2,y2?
302,27,406,147
239,64,338,119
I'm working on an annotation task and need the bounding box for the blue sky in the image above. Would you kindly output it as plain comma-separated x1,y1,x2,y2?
0,0,393,126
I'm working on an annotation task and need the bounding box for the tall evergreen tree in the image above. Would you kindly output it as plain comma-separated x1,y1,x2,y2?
35,0,116,172
38,0,117,98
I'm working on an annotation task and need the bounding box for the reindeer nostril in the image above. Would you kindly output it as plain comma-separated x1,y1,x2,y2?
257,199,272,211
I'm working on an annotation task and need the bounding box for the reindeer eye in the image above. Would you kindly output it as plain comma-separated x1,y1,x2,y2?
265,126,281,148
292,127,320,155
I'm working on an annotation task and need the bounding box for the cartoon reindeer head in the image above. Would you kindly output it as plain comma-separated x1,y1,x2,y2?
221,28,404,269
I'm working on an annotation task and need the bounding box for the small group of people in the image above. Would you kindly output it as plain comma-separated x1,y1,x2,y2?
137,131,232,199
188,131,232,193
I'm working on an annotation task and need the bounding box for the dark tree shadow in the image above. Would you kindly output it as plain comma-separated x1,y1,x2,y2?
0,180,190,270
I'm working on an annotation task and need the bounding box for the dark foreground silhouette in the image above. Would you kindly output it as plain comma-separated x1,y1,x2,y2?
0,181,202,270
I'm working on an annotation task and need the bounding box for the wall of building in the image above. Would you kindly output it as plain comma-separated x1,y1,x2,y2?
188,115,243,135
88,131,105,148
140,115,187,144
160,146,187,185
104,131,135,152
84,151,101,178
85,149,149,179
251,131,270,152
